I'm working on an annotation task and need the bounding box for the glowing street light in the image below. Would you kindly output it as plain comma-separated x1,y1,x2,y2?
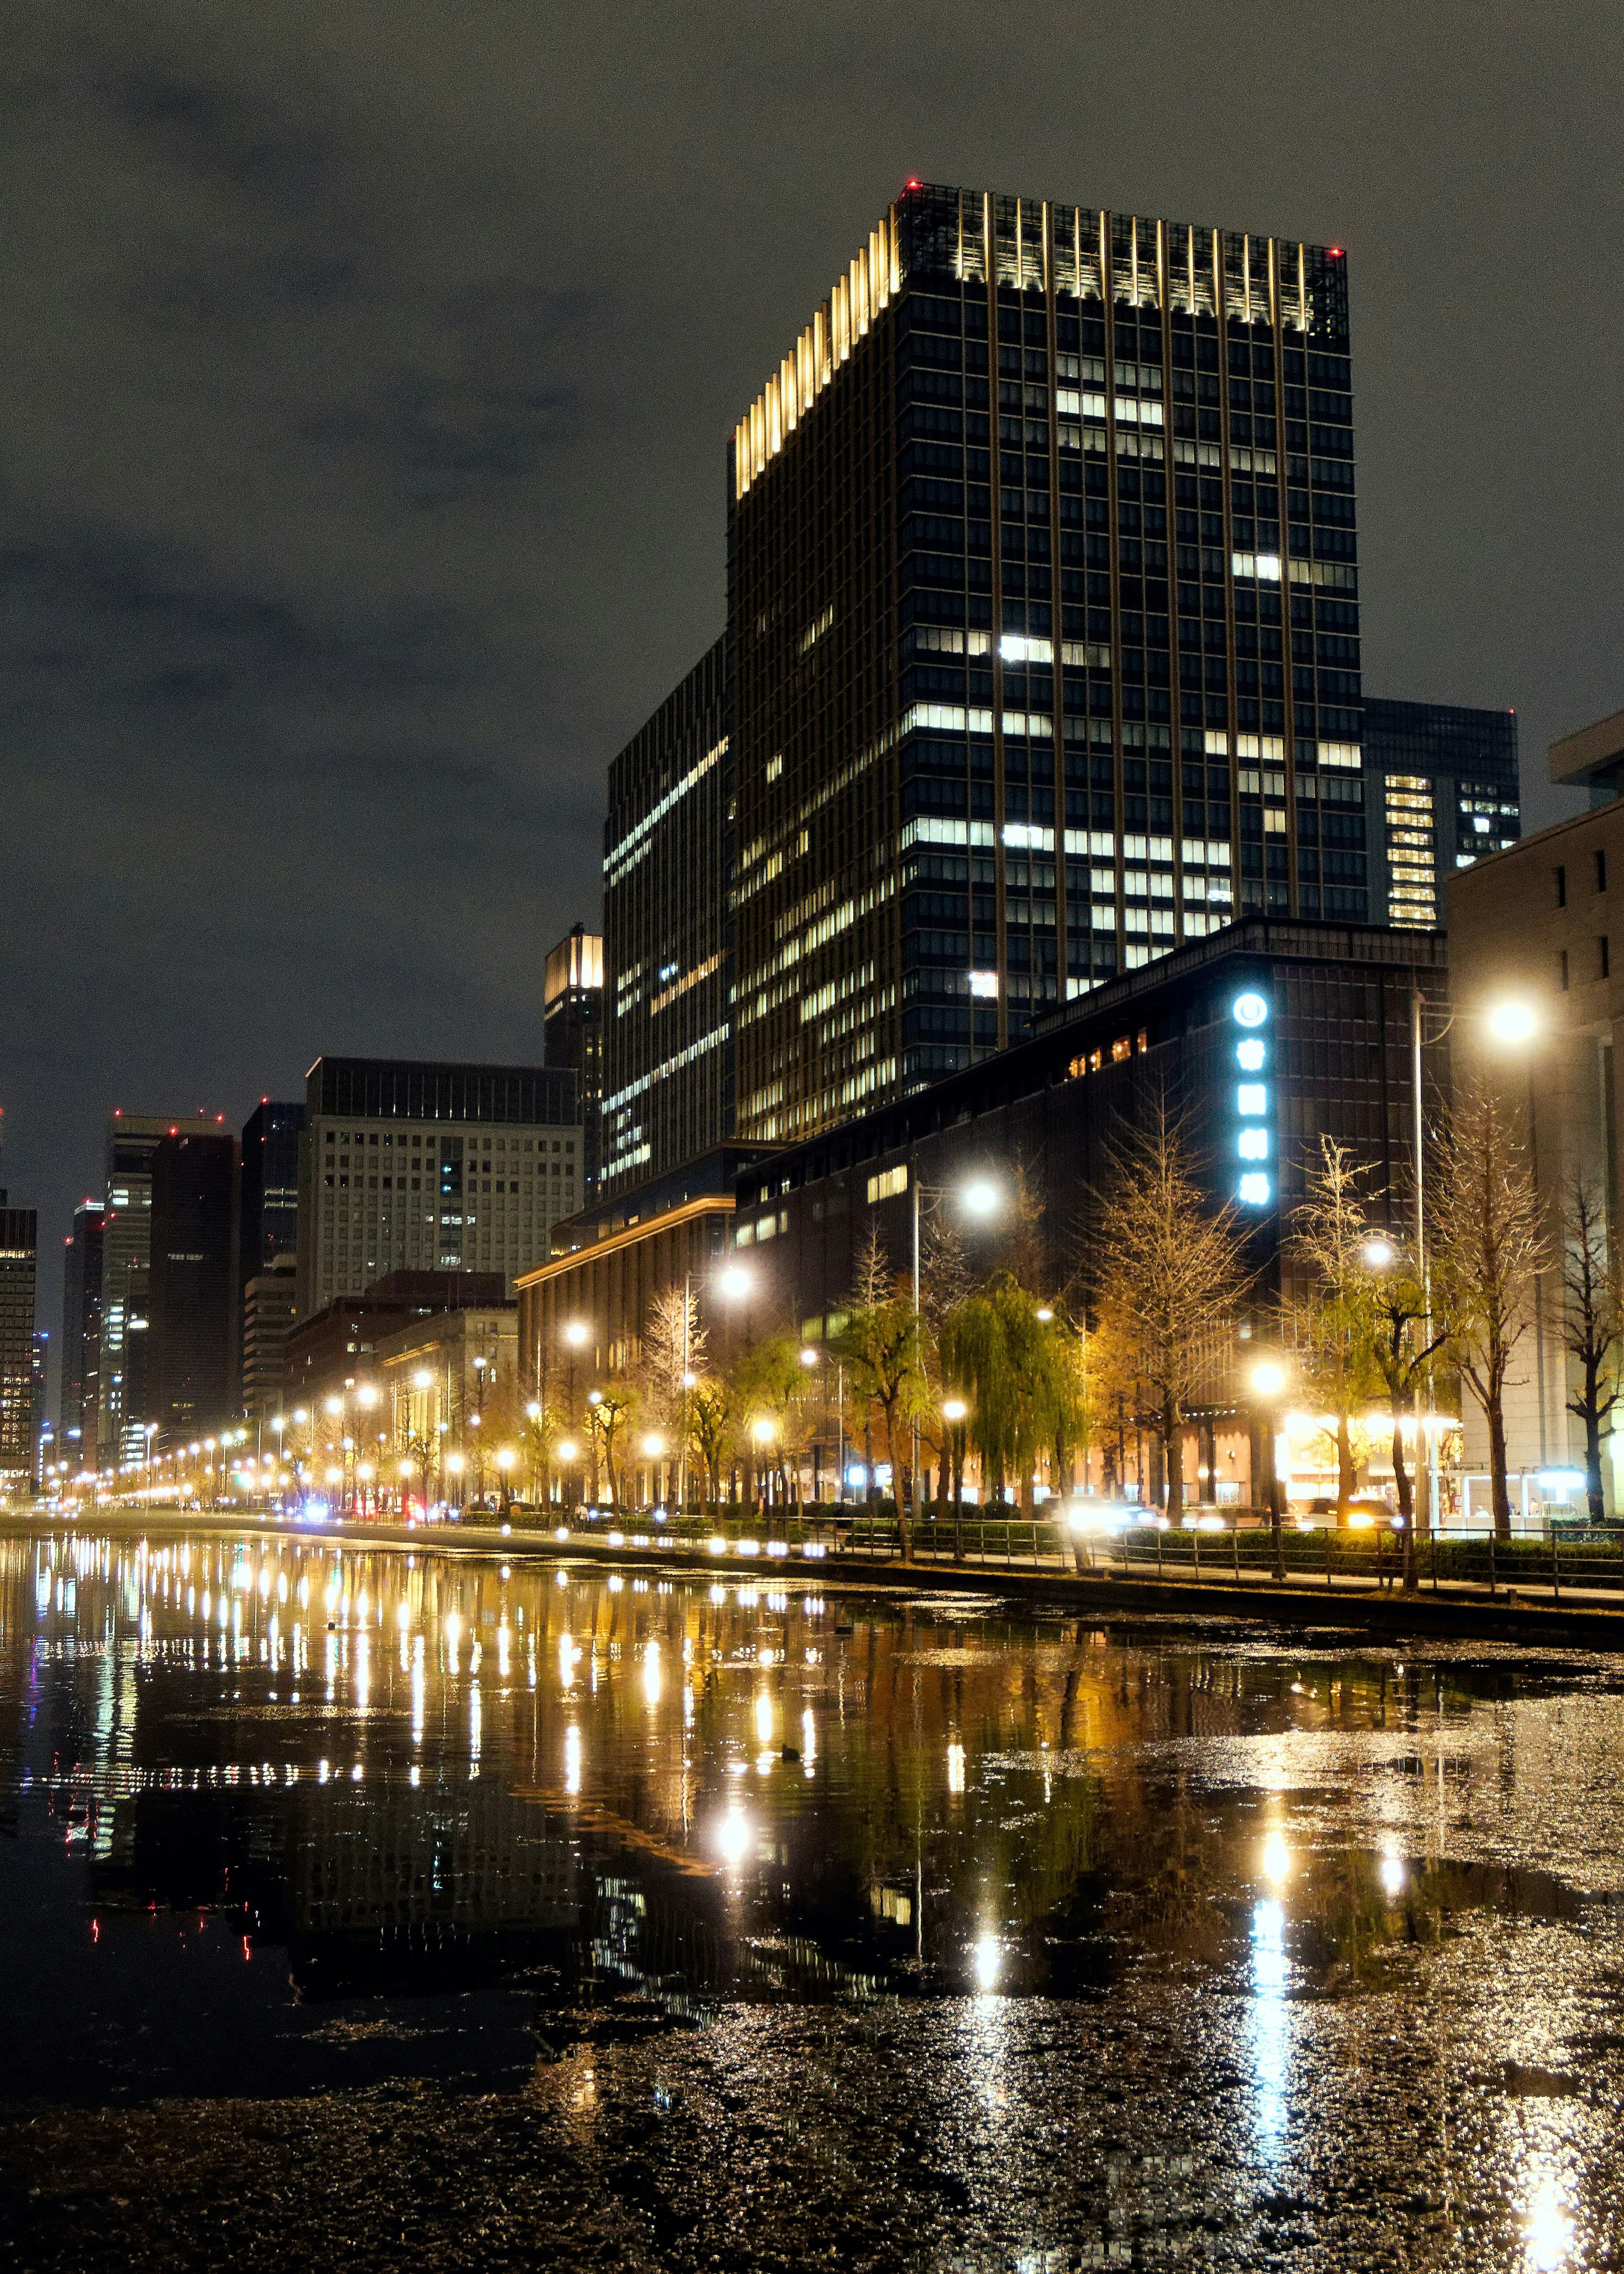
716,1263,753,1303
942,1397,968,1424
1361,1235,1396,1270
1486,997,1539,1048
564,1320,589,1348
959,1178,1001,1218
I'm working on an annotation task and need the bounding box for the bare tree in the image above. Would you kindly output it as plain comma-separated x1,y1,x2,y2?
1092,1102,1250,1523
1287,1137,1386,1517
1561,1178,1624,1524
1366,1269,1447,1591
836,1227,926,1555
1432,1077,1548,1541
640,1283,705,1507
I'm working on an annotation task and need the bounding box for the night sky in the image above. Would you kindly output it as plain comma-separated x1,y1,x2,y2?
4,2,1621,1361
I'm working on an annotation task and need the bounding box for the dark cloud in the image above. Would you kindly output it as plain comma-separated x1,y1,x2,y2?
2,0,1621,1373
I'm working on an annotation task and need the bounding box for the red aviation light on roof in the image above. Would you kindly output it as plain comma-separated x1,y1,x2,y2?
905,177,922,190
1327,247,1344,258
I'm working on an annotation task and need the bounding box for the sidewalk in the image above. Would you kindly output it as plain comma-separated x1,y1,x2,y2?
15,1503,1624,1649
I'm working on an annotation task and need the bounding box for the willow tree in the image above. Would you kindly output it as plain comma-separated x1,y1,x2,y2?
836,1226,926,1554
1091,1103,1249,1524
938,1277,1080,1514
1287,1136,1387,1517
1432,1076,1547,1541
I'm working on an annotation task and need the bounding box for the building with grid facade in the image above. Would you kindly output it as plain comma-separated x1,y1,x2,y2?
1361,698,1520,928
600,636,732,1193
727,181,1363,1144
295,1058,581,1315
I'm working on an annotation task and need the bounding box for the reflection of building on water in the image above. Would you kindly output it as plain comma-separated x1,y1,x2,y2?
288,1786,580,1995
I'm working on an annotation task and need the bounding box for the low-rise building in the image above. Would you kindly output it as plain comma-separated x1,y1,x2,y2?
1447,706,1624,1501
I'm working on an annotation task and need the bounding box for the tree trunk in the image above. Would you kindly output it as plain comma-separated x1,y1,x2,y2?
1583,1378,1606,1525
1163,1396,1184,1525
882,1406,912,1562
1336,1412,1357,1519
1393,1409,1418,1593
1487,1390,1513,1542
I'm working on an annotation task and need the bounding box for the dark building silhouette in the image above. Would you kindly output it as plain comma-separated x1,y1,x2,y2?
1361,698,1520,929
240,1099,303,1279
59,1199,106,1474
147,1130,240,1447
0,1196,39,1486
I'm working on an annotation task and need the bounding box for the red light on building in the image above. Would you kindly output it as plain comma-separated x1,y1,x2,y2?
1328,246,1344,258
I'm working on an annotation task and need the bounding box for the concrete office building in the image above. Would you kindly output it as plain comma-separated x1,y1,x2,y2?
1448,705,1624,1501
295,1058,580,1315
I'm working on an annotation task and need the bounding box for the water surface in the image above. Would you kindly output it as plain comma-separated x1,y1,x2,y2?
2,1523,1622,2269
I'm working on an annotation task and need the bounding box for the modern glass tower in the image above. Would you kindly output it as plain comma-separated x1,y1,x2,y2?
727,181,1361,1140
600,636,732,1192
1361,698,1520,928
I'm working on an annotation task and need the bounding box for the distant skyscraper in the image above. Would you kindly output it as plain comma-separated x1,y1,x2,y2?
99,1112,184,1466
727,182,1360,1138
147,1129,241,1448
543,926,605,1196
241,1100,304,1278
59,1199,106,1473
1361,698,1520,929
0,1195,39,1488
295,1057,581,1315
241,1256,299,1431
600,636,732,1191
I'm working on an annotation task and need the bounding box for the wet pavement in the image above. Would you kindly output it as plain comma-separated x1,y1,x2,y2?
0,1525,1621,2269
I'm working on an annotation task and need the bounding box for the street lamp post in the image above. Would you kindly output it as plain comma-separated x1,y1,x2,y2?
1250,1360,1287,1580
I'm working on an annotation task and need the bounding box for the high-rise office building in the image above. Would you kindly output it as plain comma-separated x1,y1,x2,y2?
0,1196,39,1489
543,927,605,1196
241,1256,298,1430
241,1099,303,1279
727,182,1360,1138
600,636,732,1193
147,1129,241,1448
99,1111,186,1466
59,1199,106,1474
1361,698,1520,928
295,1057,581,1315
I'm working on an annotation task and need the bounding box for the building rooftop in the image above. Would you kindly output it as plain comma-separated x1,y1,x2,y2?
1548,708,1624,800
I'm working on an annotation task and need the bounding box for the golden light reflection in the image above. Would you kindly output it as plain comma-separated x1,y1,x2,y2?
642,1640,661,1707
947,1741,966,1794
1260,1829,1291,1888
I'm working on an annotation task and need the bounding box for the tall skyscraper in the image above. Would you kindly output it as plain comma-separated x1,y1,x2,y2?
600,636,732,1193
59,1199,106,1474
0,1196,39,1490
99,1111,184,1466
240,1100,304,1279
294,1057,581,1315
727,182,1359,1139
543,926,605,1196
1362,698,1520,928
147,1129,241,1448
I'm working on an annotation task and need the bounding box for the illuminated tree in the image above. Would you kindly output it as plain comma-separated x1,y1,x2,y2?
1091,1103,1249,1522
1287,1136,1387,1516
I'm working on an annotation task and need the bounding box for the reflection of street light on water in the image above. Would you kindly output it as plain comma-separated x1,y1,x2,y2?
715,1808,751,1868
972,1932,1002,1993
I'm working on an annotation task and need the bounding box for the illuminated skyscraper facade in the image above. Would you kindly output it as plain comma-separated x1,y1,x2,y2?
600,637,732,1192
728,182,1361,1142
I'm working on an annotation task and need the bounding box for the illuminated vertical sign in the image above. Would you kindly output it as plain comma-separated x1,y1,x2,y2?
1230,989,1272,1206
